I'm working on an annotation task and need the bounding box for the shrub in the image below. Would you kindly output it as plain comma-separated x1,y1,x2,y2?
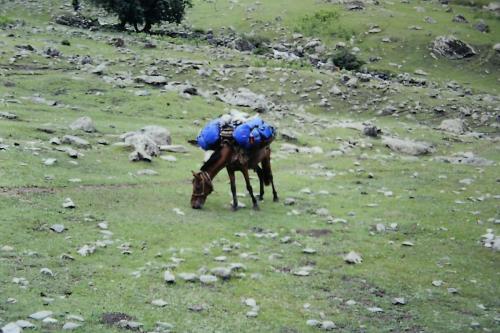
89,0,192,33
331,49,364,71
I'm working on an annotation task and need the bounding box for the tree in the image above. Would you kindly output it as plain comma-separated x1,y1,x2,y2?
89,0,192,33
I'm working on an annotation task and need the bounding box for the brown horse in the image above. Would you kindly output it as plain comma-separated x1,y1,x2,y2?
191,143,278,210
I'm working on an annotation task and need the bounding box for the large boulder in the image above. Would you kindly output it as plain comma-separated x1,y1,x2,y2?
120,126,171,162
135,75,167,86
382,137,434,156
69,116,96,133
438,119,467,134
54,13,98,29
431,36,476,59
217,88,272,113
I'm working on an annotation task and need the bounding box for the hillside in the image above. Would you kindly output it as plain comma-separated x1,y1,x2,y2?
0,1,499,332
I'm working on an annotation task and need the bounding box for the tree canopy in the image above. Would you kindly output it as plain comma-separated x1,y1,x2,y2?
90,0,192,33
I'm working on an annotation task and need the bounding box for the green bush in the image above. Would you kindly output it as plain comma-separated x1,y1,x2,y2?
295,10,355,40
89,0,192,33
0,15,14,27
331,49,364,71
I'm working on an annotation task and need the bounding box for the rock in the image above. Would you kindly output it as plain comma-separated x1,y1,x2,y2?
43,158,57,166
367,307,384,313
473,20,490,33
433,152,494,166
402,241,414,246
77,244,95,256
321,321,336,330
0,111,17,120
432,280,443,287
90,63,106,75
382,137,434,156
164,271,175,283
50,224,65,233
230,37,255,52
159,144,188,153
199,274,218,284
392,297,406,305
61,135,90,148
54,13,98,29
40,268,53,276
69,117,96,133
302,248,317,254
431,36,476,59
14,320,35,329
137,169,158,176
246,310,259,317
62,198,76,209
42,317,58,324
135,75,167,85
30,310,53,320
121,125,171,162
452,14,468,23
62,322,81,330
1,323,21,333
306,319,321,327
363,125,381,137
210,267,231,279
438,119,467,134
152,299,168,307
178,273,197,282
494,43,500,53
344,251,362,264
217,88,272,113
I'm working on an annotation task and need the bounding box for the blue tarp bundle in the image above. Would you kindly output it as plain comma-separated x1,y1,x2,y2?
233,117,275,149
197,117,275,151
196,118,221,151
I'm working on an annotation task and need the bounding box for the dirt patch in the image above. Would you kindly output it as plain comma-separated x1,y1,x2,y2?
0,186,55,197
100,312,135,326
296,228,332,238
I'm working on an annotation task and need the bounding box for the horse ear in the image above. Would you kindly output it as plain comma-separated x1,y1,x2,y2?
191,170,197,177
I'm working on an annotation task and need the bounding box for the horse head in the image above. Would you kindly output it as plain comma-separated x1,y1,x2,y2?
191,171,213,209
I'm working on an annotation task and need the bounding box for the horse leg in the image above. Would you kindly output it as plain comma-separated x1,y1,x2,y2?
241,167,259,210
262,153,278,202
255,166,265,201
227,168,238,211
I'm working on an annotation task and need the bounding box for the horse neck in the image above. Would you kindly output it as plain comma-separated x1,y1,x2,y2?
204,145,232,180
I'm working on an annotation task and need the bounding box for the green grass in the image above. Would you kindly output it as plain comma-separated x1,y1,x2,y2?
0,0,499,332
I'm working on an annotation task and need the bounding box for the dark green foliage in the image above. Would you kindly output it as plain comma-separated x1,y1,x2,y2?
246,34,272,55
89,0,192,32
295,9,356,40
331,49,364,71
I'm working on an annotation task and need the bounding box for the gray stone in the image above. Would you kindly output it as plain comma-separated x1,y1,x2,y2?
199,274,218,284
344,251,362,264
382,137,434,156
69,117,96,133
61,135,90,148
217,88,271,113
29,310,53,320
210,267,231,279
0,111,17,120
438,119,467,134
50,224,65,233
321,321,336,330
431,36,476,59
1,323,21,333
62,322,81,330
164,271,175,283
178,273,197,282
135,75,167,85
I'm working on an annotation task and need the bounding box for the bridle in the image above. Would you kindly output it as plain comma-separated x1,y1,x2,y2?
192,171,213,198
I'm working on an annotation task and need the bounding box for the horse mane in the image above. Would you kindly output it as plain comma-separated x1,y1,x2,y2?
201,149,222,171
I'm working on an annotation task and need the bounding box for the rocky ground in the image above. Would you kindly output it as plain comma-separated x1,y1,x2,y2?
0,0,499,332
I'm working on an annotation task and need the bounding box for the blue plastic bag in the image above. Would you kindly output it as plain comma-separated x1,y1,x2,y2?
197,119,221,150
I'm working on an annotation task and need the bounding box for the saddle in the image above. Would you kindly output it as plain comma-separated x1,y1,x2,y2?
219,125,250,166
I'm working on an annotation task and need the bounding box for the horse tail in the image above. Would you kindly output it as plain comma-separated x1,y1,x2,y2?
261,148,272,186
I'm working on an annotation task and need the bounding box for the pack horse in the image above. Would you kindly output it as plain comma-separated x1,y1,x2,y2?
191,115,278,210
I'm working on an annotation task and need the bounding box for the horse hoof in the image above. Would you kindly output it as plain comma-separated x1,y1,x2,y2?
258,195,264,201
273,197,279,203
231,206,239,212
253,205,260,211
